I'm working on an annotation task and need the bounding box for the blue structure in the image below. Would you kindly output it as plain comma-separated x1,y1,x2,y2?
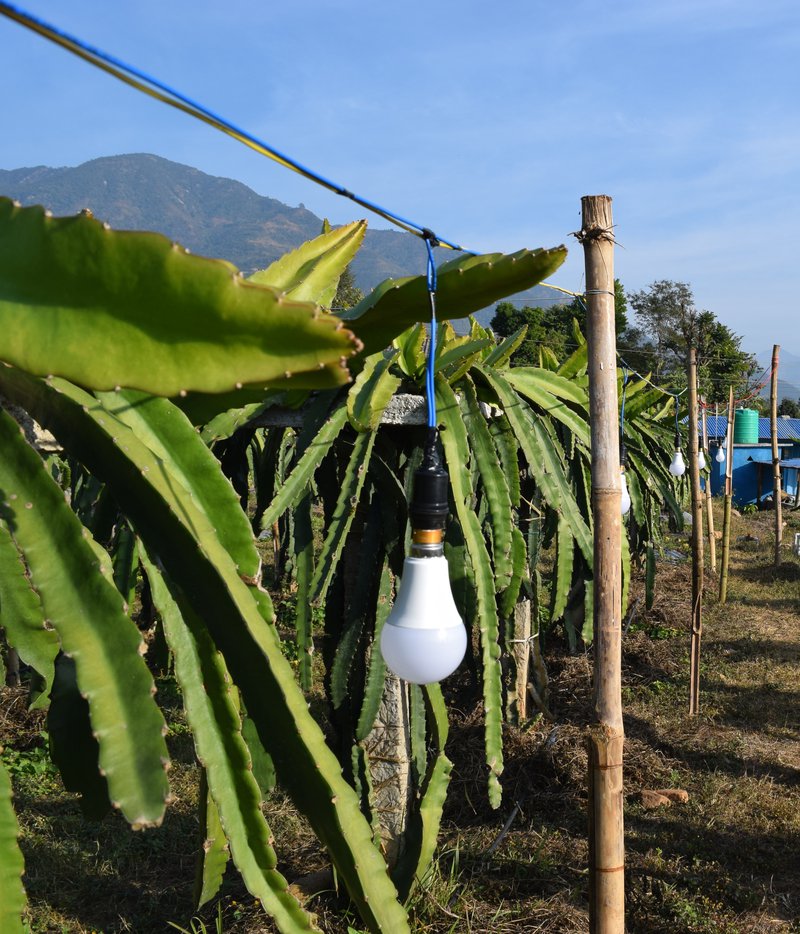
705,415,800,457
702,415,800,505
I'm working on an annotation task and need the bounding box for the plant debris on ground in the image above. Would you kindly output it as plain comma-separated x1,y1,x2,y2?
2,506,798,933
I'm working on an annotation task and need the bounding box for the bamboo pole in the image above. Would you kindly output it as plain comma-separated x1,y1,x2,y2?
719,388,735,604
687,347,704,716
578,195,625,934
701,403,716,571
771,345,782,566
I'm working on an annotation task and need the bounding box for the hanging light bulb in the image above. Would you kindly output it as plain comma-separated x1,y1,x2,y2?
620,467,631,516
669,449,686,476
669,433,686,476
380,430,467,685
697,449,707,471
715,444,725,464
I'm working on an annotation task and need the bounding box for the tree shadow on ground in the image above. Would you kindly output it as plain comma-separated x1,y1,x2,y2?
623,711,800,786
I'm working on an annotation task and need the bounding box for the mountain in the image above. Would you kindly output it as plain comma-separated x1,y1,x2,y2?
0,153,558,325
755,348,800,404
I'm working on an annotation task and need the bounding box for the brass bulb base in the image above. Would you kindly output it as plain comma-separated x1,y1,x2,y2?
412,528,443,545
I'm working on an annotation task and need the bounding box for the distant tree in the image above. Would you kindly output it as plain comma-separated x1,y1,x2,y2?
332,265,364,310
489,302,567,364
490,279,627,366
778,397,800,418
627,280,755,402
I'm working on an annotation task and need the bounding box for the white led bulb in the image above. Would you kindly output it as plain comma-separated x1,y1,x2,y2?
380,556,466,685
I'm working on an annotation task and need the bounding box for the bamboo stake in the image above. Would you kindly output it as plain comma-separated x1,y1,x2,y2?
771,345,782,566
719,388,735,604
687,347,704,716
701,403,716,571
578,195,625,934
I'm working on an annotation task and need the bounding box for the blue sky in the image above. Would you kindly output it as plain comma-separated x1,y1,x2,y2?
2,0,798,359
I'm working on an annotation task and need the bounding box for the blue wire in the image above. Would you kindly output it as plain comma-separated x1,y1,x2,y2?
0,1,471,254
425,237,438,429
620,367,628,440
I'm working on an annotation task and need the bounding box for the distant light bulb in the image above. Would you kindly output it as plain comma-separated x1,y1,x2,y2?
698,450,707,471
669,449,686,476
620,470,631,516
715,445,725,464
380,555,467,685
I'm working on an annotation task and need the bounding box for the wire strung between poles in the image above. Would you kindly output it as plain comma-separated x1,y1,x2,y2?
0,1,470,253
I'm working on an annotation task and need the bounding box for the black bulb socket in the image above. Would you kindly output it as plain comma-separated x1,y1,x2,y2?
409,428,449,531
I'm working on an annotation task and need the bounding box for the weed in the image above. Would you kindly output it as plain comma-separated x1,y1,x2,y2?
168,901,224,934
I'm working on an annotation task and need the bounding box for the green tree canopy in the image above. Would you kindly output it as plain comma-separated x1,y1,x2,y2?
627,280,755,402
778,396,800,418
490,279,628,366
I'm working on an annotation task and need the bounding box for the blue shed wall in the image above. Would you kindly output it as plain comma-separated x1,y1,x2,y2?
707,443,794,505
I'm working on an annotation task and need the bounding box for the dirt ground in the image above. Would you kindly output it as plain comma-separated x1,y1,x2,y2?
2,505,798,933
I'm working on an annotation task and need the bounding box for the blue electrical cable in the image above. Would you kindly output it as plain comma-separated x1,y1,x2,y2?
424,235,438,429
0,1,471,254
619,366,628,453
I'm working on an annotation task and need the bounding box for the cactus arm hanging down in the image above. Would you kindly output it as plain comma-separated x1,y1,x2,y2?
258,403,349,533
436,379,504,808
309,430,376,606
293,493,315,691
620,527,631,619
504,369,590,444
626,469,645,527
556,341,589,380
96,389,260,578
483,325,528,369
392,683,452,900
499,526,527,622
47,655,112,819
459,378,514,590
0,409,170,828
0,370,409,933
0,757,26,934
0,520,59,706
393,323,426,379
487,413,521,509
551,517,574,624
347,350,402,432
355,561,392,743
249,221,366,309
0,198,359,394
478,367,593,564
195,769,229,909
141,550,319,932
340,246,567,356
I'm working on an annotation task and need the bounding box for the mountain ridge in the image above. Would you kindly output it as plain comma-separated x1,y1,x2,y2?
0,153,559,323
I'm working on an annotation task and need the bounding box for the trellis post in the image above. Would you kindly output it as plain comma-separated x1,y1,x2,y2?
687,346,703,715
578,195,625,934
770,345,782,566
719,388,735,604
701,403,716,571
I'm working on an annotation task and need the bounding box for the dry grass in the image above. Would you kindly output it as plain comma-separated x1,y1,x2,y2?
2,504,799,932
